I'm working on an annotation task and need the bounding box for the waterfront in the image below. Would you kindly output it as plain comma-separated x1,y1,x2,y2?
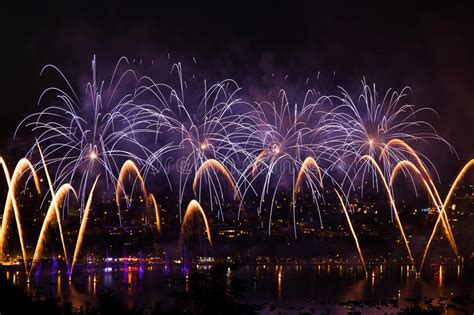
3,262,474,314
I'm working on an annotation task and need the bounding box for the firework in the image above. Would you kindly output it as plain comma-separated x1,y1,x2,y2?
239,89,338,238
335,189,368,276
323,79,455,195
0,158,41,274
135,63,252,221
0,56,467,280
16,56,157,215
179,199,212,249
70,175,100,277
419,159,474,272
116,160,149,227
390,160,457,257
29,183,76,278
360,155,417,273
148,193,162,233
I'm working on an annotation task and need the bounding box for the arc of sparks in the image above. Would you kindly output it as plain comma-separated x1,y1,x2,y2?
179,199,212,246
390,160,457,272
37,142,70,273
116,160,149,227
0,158,41,274
193,159,240,200
419,159,474,271
70,175,100,276
29,184,77,277
148,193,162,233
382,139,457,255
335,189,368,276
291,156,324,239
252,149,271,178
293,156,324,201
361,155,417,274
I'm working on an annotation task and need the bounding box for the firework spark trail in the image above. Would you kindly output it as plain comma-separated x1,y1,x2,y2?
267,173,284,236
238,89,341,238
293,157,324,206
335,189,368,276
192,158,242,222
70,175,100,277
294,157,324,195
419,159,474,272
361,155,417,273
29,184,76,278
179,199,212,248
252,149,272,178
323,80,455,199
292,157,325,233
148,193,161,233
390,160,457,272
382,139,457,255
16,56,159,217
0,158,41,273
3,57,466,274
116,160,149,227
37,142,70,273
134,65,254,222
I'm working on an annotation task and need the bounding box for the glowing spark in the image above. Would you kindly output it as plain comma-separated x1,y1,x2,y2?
0,158,41,274
179,200,212,247
116,160,149,227
382,139,457,255
70,175,100,276
193,159,240,201
361,155,417,273
335,189,368,276
148,193,162,233
29,184,77,277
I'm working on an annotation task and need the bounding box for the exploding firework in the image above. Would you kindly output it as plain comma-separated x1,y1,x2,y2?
16,56,157,215
323,79,455,194
239,88,339,238
0,56,468,280
132,63,253,221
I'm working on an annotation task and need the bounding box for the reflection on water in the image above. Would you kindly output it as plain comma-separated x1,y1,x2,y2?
3,263,474,313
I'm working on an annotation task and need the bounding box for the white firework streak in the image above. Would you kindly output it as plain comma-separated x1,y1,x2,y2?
15,56,167,218
238,88,346,238
321,79,455,220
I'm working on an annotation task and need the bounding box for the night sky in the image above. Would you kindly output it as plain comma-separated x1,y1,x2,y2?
2,2,473,184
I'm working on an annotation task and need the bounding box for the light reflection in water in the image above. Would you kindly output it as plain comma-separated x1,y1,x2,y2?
57,273,61,296
226,267,231,293
277,267,282,301
439,265,443,287
127,271,132,291
2,262,472,313
185,272,189,292
87,273,92,294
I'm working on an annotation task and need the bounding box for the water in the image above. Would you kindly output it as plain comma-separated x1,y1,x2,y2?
3,263,474,314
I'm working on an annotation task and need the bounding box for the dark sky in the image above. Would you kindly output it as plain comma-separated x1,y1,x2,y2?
1,1,473,183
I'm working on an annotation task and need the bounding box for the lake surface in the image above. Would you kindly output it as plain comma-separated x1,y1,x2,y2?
3,262,474,314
